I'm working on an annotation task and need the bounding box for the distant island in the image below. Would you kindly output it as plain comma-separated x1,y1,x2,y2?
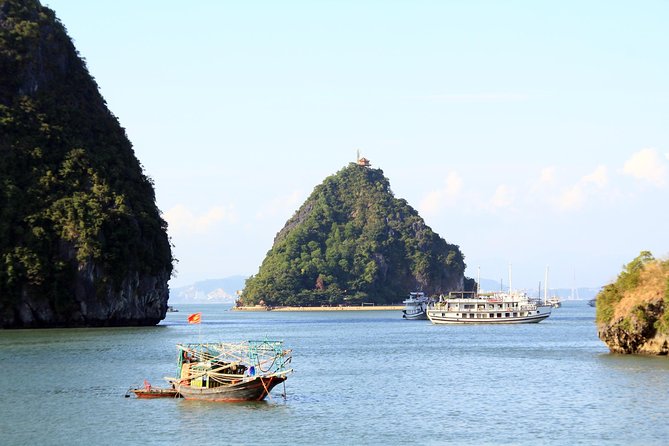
596,251,669,355
239,160,475,308
0,0,173,328
169,276,246,304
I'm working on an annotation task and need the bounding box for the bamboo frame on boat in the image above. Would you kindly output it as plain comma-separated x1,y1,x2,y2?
165,340,293,400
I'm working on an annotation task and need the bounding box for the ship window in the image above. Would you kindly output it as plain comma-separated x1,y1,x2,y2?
497,313,502,317
505,313,510,317
513,313,517,317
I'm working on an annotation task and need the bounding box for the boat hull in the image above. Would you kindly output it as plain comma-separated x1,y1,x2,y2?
131,388,181,399
175,376,286,402
402,309,427,320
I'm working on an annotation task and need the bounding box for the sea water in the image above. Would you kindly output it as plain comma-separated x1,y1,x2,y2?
1,302,668,445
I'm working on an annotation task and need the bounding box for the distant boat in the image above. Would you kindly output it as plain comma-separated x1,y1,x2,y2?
167,305,178,312
426,291,552,324
167,340,293,402
542,266,560,308
402,292,430,320
588,298,596,307
547,296,561,308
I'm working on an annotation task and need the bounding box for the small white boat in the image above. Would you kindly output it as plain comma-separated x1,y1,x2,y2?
402,292,430,320
426,291,552,324
547,296,561,308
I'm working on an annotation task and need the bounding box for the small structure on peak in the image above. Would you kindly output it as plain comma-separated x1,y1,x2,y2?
356,149,371,167
357,157,371,167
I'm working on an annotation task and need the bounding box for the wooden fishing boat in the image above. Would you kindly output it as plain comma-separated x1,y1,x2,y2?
127,380,181,399
166,340,292,402
130,387,181,399
174,375,286,402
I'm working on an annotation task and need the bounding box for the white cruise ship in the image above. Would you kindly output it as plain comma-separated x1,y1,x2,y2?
426,291,552,324
402,292,430,320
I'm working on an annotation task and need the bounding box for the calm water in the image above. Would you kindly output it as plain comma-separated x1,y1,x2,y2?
1,302,668,445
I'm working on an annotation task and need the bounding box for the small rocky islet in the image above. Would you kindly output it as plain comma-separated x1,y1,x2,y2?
239,160,475,308
596,251,669,356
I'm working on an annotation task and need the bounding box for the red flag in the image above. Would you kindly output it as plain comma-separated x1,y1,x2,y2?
187,312,201,324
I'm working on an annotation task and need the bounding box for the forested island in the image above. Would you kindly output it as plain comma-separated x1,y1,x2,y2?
0,0,173,328
240,161,475,307
596,252,669,355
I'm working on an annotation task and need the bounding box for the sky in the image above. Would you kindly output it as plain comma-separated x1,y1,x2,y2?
43,0,669,292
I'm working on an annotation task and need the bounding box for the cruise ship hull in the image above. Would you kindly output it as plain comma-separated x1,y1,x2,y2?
426,308,551,324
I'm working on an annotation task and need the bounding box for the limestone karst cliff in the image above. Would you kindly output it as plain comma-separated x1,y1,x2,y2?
241,162,474,306
0,0,173,327
596,252,669,355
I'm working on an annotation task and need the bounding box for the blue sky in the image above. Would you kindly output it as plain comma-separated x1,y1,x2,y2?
44,0,669,291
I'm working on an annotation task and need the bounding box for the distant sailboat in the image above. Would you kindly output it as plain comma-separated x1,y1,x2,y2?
544,266,561,308
571,269,580,301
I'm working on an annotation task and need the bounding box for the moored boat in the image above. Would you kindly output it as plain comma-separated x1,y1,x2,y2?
175,375,286,402
426,291,552,324
166,340,292,402
402,291,430,320
127,380,181,398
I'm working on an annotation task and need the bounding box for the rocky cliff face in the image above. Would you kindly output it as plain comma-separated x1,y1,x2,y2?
0,0,173,327
596,252,669,356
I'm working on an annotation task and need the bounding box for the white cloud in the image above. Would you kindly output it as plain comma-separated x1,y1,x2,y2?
539,166,556,185
165,204,238,235
582,165,608,188
489,184,514,209
555,165,609,212
530,166,557,196
557,185,586,211
419,171,463,215
622,148,667,187
255,190,303,220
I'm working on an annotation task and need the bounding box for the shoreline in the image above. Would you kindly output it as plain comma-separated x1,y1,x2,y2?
233,305,403,312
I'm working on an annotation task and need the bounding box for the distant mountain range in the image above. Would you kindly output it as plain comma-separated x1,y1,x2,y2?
478,278,599,300
169,275,598,305
169,276,247,304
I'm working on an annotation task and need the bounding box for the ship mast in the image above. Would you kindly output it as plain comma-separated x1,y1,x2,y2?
544,266,549,305
508,263,513,293
477,266,480,295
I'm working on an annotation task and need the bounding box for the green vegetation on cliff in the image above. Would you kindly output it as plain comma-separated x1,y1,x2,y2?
596,251,669,355
241,163,473,307
0,0,173,327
